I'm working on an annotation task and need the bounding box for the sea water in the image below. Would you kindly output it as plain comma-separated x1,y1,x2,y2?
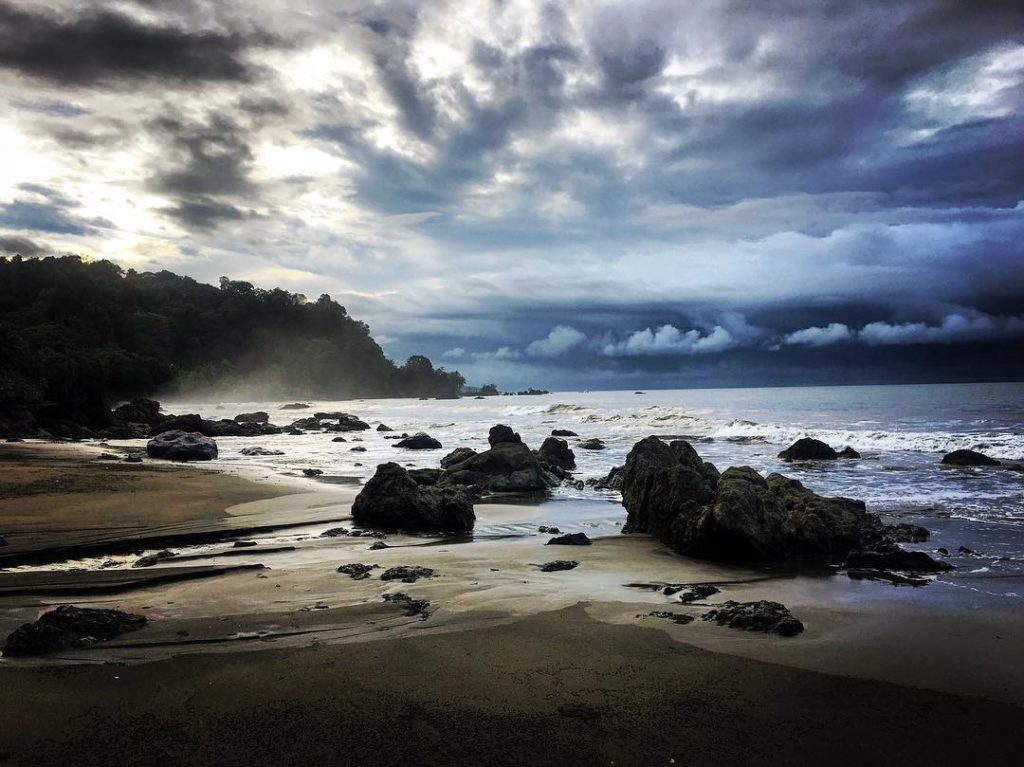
154,382,1024,599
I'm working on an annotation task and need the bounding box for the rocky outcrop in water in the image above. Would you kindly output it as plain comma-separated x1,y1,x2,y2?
352,462,474,532
778,437,838,461
441,447,477,468
551,429,578,437
535,437,576,470
395,432,443,450
3,605,148,657
941,449,1000,466
234,411,269,423
701,600,804,636
546,532,591,546
587,465,624,491
146,430,218,461
240,446,284,456
577,438,606,450
488,424,521,447
438,430,559,494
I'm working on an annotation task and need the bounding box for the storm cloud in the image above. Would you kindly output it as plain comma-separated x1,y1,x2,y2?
0,0,1021,388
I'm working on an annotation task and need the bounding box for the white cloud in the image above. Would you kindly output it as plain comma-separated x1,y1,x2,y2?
783,322,853,347
525,325,587,357
474,346,522,360
859,313,1024,346
603,324,738,356
442,346,466,358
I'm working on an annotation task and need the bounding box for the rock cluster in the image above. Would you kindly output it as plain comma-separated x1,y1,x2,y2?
3,605,148,657
701,600,804,636
352,463,475,532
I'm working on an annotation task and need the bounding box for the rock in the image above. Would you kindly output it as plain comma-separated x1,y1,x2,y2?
546,532,591,546
368,541,389,551
885,523,930,543
702,600,804,636
844,549,953,572
957,545,977,555
587,465,624,492
936,547,949,556
538,526,561,534
281,403,310,410
577,438,606,450
645,611,694,625
234,411,269,423
352,462,475,532
286,427,303,435
778,437,838,461
838,446,861,459
290,417,322,430
551,429,578,437
240,446,284,456
408,468,441,486
331,436,347,442
3,605,148,657
677,584,720,603
112,398,161,425
382,592,429,618
123,455,143,463
846,569,929,587
96,452,120,460
535,437,576,470
376,424,393,432
302,468,323,477
441,447,477,468
395,432,443,450
350,446,366,452
146,430,217,461
232,540,258,548
941,449,1000,466
539,560,578,572
439,440,558,494
621,436,873,561
320,414,371,432
321,527,350,537
337,563,379,580
488,424,521,447
380,565,435,583
133,549,176,568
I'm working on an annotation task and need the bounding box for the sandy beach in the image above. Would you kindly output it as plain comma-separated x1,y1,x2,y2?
0,443,1022,765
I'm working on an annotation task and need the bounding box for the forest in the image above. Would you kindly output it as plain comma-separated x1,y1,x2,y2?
0,255,467,430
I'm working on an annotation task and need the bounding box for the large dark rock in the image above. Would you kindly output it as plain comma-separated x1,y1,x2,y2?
536,436,576,470
844,549,953,573
547,532,591,546
281,402,309,410
587,465,624,491
551,429,578,437
439,440,558,494
577,438,606,450
441,447,477,468
838,446,861,459
395,432,442,450
701,600,804,636
234,411,269,423
941,449,1000,466
317,413,371,431
3,605,147,657
112,398,161,425
352,463,474,532
488,424,521,447
146,430,217,461
778,437,838,461
621,436,873,561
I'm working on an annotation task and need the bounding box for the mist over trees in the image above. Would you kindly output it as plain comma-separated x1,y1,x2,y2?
0,255,466,426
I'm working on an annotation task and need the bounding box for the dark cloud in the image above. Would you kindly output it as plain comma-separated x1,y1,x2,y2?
0,1,275,87
0,199,106,236
0,234,44,255
161,197,248,231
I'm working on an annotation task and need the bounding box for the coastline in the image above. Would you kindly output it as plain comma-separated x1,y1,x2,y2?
1,442,1022,764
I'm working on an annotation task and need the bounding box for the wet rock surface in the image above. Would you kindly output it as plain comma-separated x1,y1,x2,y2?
146,430,218,461
240,446,284,456
440,447,477,468
539,560,578,572
645,611,694,625
677,584,721,603
383,592,430,619
133,549,176,568
535,437,576,470
546,532,592,546
380,565,436,583
941,449,1000,466
336,563,379,580
701,600,804,636
778,437,838,461
843,549,953,573
439,430,559,494
395,432,443,450
577,438,606,450
3,605,148,657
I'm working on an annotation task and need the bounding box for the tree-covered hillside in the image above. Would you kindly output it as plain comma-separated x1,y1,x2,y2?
0,255,464,428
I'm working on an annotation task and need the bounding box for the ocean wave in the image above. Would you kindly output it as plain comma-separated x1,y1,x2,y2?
546,403,589,414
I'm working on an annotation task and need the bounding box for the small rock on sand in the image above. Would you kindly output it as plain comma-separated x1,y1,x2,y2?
380,565,436,583
701,600,804,636
539,560,578,572
546,532,591,546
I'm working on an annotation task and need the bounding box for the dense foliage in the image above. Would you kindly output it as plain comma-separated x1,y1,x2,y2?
0,255,465,425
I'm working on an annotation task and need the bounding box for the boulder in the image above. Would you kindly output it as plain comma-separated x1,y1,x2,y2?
439,440,558,494
3,605,147,657
621,436,874,561
380,565,435,583
885,523,929,543
337,563,379,580
408,468,442,486
577,438,606,450
488,424,521,447
838,446,861,459
551,429,578,437
234,411,269,423
112,398,161,425
441,447,477,468
535,436,576,470
701,600,804,636
941,449,1000,466
133,549,176,568
677,584,720,603
395,432,442,450
547,532,591,546
539,560,578,572
352,463,475,532
281,403,310,410
778,437,838,461
302,468,323,477
377,424,393,432
538,526,561,534
318,414,371,431
146,430,217,461
240,446,284,456
587,465,624,491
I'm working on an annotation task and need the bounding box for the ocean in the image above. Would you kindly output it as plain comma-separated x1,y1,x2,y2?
142,382,1024,599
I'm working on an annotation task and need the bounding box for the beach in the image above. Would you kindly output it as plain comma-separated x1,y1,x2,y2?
1,436,1022,765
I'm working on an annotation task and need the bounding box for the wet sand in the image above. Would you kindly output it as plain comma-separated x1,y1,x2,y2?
1,443,1022,765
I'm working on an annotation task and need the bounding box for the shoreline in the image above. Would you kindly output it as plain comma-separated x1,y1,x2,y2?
1,441,1023,763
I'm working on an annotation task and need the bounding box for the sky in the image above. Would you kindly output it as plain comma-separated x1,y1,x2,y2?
0,0,1022,390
